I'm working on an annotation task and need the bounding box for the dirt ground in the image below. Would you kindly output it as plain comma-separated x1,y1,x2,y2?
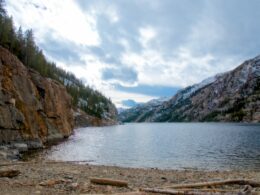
0,159,260,194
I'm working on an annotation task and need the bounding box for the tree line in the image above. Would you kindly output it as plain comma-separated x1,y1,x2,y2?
0,0,114,118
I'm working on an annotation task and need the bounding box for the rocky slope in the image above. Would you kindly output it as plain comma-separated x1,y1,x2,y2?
74,107,117,128
119,55,260,122
118,97,170,122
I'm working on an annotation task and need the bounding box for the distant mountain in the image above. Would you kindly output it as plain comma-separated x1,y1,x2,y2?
118,96,170,122
121,99,139,108
119,55,260,122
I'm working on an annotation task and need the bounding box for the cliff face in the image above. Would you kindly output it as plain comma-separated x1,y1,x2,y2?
119,55,260,122
0,46,74,148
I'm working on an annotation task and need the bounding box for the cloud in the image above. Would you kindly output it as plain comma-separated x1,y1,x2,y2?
40,33,85,65
114,84,179,97
139,26,157,48
102,66,138,86
5,0,260,107
6,0,100,46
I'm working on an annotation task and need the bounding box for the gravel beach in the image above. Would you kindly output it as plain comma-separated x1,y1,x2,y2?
0,159,259,195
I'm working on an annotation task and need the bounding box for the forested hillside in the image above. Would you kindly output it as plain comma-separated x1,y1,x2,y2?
0,0,116,119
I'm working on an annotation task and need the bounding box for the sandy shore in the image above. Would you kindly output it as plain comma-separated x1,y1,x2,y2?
0,158,259,195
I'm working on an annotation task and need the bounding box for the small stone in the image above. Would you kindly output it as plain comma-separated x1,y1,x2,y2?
69,182,79,190
161,176,167,181
0,151,8,159
0,146,8,150
7,149,20,160
106,185,113,192
64,175,73,180
26,140,43,149
13,143,28,152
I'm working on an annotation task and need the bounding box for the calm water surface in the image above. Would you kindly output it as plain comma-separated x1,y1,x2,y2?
45,123,260,170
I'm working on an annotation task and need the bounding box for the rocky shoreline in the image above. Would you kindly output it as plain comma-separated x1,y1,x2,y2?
0,158,259,195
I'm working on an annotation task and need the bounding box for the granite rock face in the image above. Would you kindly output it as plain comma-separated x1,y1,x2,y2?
0,46,74,148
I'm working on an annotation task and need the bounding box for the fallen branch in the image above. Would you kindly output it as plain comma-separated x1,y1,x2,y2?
39,179,70,186
140,188,241,195
0,169,20,178
0,162,32,167
113,192,145,195
166,188,239,193
90,177,128,187
0,160,92,167
13,182,36,187
45,160,93,164
165,179,260,188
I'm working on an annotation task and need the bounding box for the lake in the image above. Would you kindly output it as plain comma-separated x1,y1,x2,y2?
45,123,260,170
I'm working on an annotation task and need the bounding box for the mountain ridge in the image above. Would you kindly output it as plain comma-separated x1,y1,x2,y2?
119,55,260,122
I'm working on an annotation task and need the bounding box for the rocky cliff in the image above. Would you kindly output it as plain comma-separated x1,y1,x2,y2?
0,46,74,148
119,55,260,122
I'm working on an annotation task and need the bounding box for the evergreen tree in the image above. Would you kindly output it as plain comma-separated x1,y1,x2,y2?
24,29,36,68
0,0,6,16
15,26,26,61
0,16,14,49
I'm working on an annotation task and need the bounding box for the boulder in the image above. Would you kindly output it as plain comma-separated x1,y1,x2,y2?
12,143,28,152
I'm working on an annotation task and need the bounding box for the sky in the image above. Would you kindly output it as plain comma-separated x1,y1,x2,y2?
5,0,260,108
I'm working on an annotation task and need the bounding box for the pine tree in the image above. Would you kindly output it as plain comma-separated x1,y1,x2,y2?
0,16,14,49
24,29,36,68
0,0,6,16
15,26,26,61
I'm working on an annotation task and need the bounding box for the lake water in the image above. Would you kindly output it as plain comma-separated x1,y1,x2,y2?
45,123,260,170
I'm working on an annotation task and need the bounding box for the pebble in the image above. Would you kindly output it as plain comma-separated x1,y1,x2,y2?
64,175,73,180
12,143,28,152
161,176,167,181
69,182,79,190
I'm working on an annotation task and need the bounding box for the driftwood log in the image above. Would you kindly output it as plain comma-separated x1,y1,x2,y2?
90,177,128,187
0,162,31,167
163,188,239,193
0,160,93,167
140,188,241,195
140,187,257,195
39,179,69,186
165,179,260,188
0,169,20,178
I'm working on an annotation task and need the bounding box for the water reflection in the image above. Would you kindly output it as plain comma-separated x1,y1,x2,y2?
46,123,260,170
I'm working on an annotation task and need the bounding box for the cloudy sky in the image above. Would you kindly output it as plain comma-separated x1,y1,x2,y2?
6,0,260,107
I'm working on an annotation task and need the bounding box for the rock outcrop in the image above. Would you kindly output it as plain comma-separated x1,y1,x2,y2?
119,55,260,122
0,46,74,148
